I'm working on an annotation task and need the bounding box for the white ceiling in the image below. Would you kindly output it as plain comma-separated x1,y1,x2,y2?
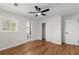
0,3,79,19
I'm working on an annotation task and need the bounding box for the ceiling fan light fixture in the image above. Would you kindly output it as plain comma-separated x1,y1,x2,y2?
37,12,41,15
29,6,50,17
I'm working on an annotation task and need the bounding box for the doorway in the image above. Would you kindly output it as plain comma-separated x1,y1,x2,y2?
42,23,46,41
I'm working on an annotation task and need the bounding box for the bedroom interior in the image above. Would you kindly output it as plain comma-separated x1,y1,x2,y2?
0,3,79,55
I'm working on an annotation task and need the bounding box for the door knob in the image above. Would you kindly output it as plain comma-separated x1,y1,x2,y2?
65,32,68,34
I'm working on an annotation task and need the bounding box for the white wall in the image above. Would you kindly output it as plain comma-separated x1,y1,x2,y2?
31,20,42,40
0,10,30,51
37,16,62,45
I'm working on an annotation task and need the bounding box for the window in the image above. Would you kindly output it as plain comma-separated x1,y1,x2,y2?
0,17,18,32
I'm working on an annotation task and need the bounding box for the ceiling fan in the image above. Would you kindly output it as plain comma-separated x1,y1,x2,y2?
29,6,50,17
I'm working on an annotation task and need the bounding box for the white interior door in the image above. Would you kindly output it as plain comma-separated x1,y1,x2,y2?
46,23,52,41
65,19,78,45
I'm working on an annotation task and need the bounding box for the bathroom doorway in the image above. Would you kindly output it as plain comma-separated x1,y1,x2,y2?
42,23,46,41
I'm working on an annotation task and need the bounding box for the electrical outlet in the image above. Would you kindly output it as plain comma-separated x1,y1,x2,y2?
77,41,79,43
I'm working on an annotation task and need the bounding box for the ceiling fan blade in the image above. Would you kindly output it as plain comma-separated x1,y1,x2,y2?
35,6,39,11
41,9,49,12
29,12,37,13
42,14,46,16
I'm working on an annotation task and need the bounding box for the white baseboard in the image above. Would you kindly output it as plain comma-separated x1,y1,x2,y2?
52,41,62,45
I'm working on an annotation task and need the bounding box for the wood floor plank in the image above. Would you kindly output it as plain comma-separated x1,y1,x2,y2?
0,40,79,55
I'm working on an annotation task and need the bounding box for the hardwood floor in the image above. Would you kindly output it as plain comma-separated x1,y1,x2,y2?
0,40,79,55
